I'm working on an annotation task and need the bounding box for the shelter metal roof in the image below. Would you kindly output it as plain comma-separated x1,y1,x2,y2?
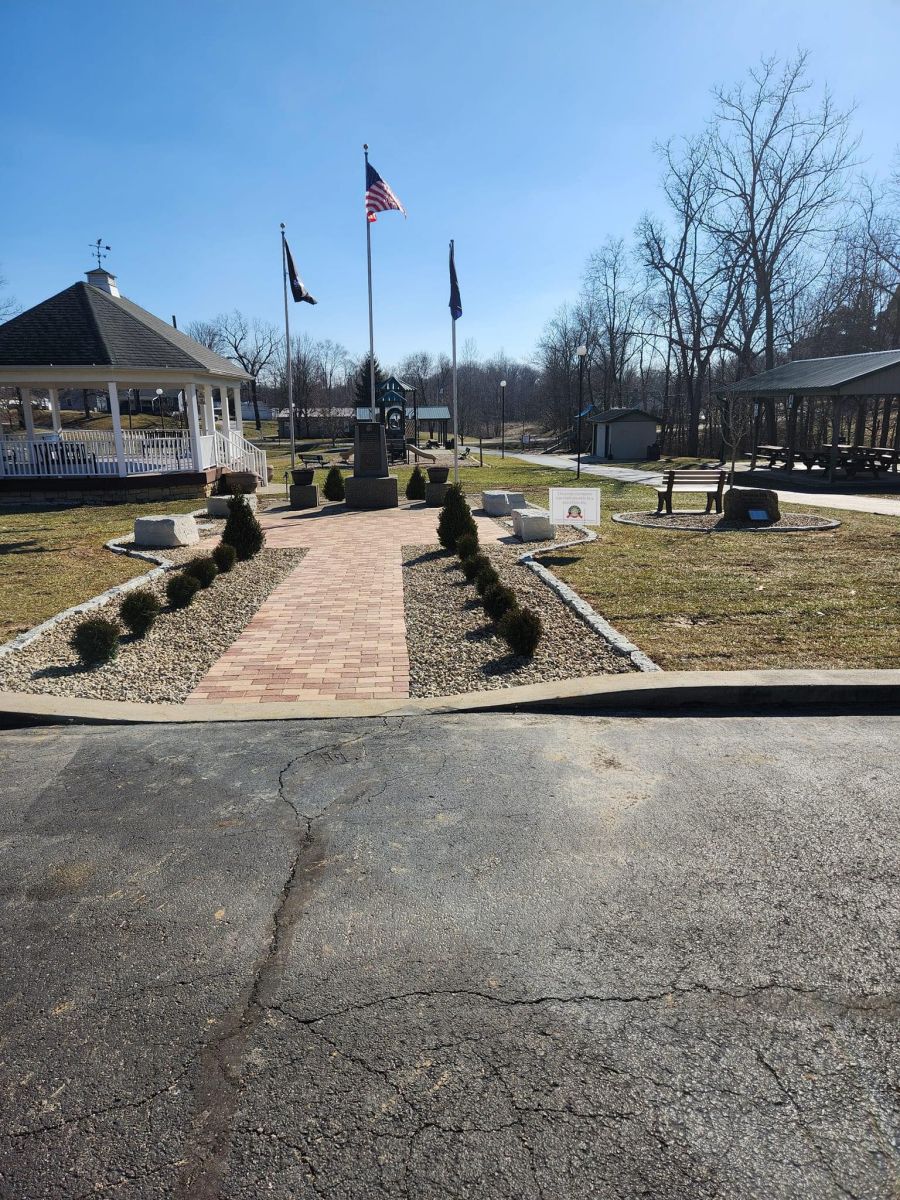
0,282,250,379
587,407,658,424
719,350,900,397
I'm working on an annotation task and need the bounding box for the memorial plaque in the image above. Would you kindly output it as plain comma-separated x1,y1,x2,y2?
354,421,389,478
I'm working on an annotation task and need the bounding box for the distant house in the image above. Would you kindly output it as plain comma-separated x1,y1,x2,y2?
587,408,659,460
276,407,355,439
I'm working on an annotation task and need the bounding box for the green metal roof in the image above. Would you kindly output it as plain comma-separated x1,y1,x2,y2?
720,351,900,396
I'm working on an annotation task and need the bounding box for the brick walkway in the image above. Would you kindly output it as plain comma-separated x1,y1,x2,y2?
187,501,502,704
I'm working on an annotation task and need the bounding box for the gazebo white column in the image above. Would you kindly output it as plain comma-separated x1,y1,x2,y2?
107,382,127,476
231,384,243,437
203,384,215,439
20,387,35,438
48,387,62,433
184,382,203,471
219,382,232,443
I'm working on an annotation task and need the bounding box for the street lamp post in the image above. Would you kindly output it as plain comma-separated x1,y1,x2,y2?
499,379,507,458
575,345,587,479
156,387,166,432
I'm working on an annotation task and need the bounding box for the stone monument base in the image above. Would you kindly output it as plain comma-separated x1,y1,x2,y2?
724,487,780,522
344,475,399,510
289,484,319,510
425,481,449,506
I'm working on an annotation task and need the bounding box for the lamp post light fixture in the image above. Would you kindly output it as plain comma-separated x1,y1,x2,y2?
575,345,588,478
499,379,507,458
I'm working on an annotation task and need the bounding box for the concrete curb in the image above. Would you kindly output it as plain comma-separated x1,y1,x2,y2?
516,530,662,672
1,670,897,726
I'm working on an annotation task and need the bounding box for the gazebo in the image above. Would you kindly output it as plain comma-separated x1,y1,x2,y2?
0,266,266,502
720,351,900,481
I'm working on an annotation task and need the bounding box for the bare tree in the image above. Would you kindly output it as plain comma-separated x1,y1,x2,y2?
0,271,19,322
184,319,226,354
215,311,281,430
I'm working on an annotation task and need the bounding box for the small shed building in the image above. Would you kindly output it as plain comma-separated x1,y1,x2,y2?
588,408,659,460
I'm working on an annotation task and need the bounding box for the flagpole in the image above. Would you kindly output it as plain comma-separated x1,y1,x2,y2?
451,242,459,486
281,224,295,473
364,144,377,421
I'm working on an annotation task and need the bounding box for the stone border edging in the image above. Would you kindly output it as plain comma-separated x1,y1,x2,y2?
0,507,211,661
0,669,897,725
515,529,662,673
611,511,841,533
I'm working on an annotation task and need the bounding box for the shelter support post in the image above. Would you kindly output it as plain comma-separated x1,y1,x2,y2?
749,400,761,470
48,388,61,433
203,385,215,439
219,382,232,445
20,387,35,438
108,382,127,477
184,383,203,471
829,395,842,483
231,385,243,438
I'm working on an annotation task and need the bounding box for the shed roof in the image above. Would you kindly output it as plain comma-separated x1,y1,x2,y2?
720,350,900,396
0,282,250,379
587,407,658,424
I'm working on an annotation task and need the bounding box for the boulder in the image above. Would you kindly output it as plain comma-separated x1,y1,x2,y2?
133,514,199,548
724,487,781,523
512,507,556,541
207,494,258,518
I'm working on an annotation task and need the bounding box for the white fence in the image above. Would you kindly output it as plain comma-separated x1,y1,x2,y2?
0,428,267,480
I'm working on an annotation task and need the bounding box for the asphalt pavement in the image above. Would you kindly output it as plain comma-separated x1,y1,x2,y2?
0,714,897,1198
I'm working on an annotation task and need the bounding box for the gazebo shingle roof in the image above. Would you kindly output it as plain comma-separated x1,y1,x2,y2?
0,282,248,378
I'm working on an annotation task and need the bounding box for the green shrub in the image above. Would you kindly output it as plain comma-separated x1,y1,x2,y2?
456,531,479,562
222,496,265,561
183,556,218,589
437,483,477,551
498,606,543,657
166,571,200,609
120,589,161,637
212,541,237,574
475,562,500,596
70,616,120,665
483,582,517,623
461,552,490,582
405,465,426,500
323,465,345,502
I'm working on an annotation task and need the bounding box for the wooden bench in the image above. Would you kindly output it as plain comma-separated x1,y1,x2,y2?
300,453,327,467
655,470,727,515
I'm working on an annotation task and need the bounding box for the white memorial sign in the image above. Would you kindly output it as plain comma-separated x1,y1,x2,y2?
549,487,600,526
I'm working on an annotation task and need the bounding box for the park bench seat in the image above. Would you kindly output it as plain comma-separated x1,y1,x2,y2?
300,453,327,466
655,469,727,515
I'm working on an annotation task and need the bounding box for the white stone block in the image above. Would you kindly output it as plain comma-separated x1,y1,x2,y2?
512,507,555,541
133,514,200,548
482,490,528,515
206,494,258,518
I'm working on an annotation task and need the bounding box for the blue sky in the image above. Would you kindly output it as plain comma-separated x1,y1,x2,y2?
3,0,899,367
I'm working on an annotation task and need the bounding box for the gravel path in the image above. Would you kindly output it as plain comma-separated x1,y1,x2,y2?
402,543,633,697
612,510,841,532
0,545,305,703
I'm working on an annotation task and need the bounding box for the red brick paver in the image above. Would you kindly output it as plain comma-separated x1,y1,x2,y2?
188,501,502,704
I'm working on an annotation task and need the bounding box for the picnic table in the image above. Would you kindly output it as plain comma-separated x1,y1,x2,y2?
754,443,900,477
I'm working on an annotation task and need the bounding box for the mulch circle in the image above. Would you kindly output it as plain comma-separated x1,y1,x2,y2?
612,511,841,533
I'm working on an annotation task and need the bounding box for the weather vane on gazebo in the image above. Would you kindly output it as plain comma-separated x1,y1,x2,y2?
89,239,111,268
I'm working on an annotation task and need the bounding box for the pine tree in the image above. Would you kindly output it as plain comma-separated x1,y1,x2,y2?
437,484,477,551
323,465,345,501
222,496,265,560
353,354,387,411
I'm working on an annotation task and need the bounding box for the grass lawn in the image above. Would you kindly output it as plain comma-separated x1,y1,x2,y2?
391,456,899,671
0,499,205,642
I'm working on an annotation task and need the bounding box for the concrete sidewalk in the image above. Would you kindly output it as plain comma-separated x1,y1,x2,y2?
494,451,900,516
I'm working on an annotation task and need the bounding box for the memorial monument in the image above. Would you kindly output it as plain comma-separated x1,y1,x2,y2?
344,420,399,509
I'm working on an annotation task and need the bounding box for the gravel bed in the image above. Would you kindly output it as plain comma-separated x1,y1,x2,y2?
612,511,841,532
0,546,305,703
402,544,633,697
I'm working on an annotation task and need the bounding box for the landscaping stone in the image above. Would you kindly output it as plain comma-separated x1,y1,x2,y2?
512,507,556,541
288,484,319,510
482,490,527,515
207,494,258,517
724,487,781,522
133,514,199,548
425,481,449,506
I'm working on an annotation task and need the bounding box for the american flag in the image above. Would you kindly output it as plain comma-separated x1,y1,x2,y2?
365,161,406,222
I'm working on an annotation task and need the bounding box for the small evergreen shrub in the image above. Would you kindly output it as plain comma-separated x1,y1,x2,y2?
437,484,477,551
483,582,517,623
183,556,218,589
455,531,479,562
405,465,426,500
212,541,237,574
222,495,265,561
323,465,345,502
166,571,200,609
461,552,490,582
475,562,500,596
120,589,161,637
71,616,120,665
498,606,543,657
